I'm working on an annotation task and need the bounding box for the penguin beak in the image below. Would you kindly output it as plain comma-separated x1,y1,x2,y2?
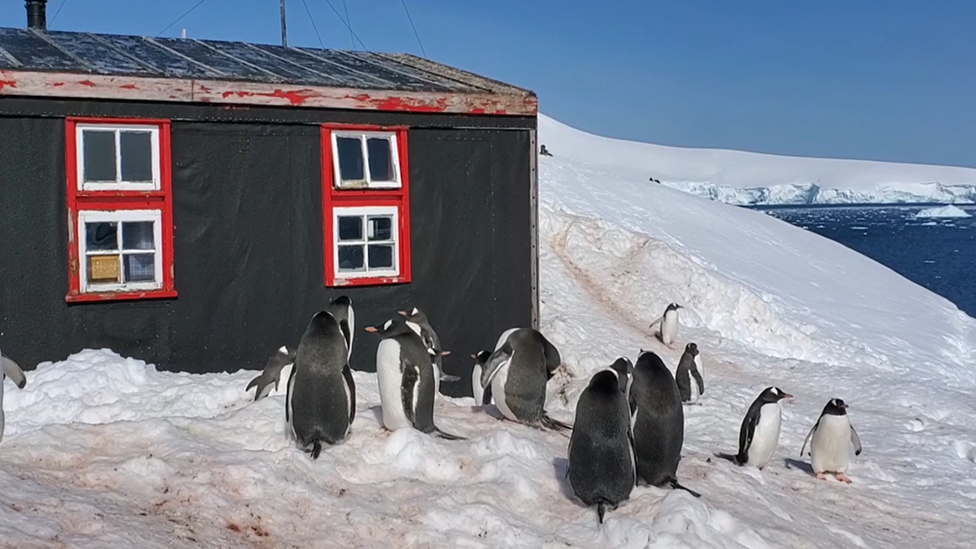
439,350,451,357
364,326,378,333
397,310,408,317
781,392,794,400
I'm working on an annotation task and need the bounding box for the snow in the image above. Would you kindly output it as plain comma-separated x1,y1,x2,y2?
3,113,976,548
539,115,976,206
914,205,972,219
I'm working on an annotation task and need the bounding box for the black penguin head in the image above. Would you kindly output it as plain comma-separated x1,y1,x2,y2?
398,306,428,324
822,398,849,416
588,369,622,395
760,386,793,403
684,342,698,356
608,357,634,392
364,317,413,338
666,303,683,313
471,350,492,365
330,295,352,307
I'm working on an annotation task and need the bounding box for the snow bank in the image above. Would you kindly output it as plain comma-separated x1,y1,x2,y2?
914,205,972,219
539,115,976,206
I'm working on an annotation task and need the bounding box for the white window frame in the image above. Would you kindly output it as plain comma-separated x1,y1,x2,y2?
75,123,162,192
332,205,400,279
330,131,402,190
77,209,164,293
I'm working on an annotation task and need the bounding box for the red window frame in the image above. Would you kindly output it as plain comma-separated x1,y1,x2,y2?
65,117,177,303
321,124,412,287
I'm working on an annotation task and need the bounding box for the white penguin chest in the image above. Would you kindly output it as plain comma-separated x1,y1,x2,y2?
491,359,516,421
687,371,701,403
661,313,678,344
811,415,852,473
1,376,6,443
472,363,484,405
693,354,703,378
376,340,411,431
746,403,782,467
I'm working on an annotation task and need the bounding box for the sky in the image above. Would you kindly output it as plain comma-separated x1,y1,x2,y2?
2,0,974,168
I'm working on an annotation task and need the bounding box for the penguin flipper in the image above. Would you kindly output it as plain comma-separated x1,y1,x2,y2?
739,407,760,460
541,413,573,431
800,422,817,457
480,345,512,389
597,502,606,525
850,425,862,456
691,367,704,396
668,478,702,498
1,354,27,389
482,382,493,406
342,364,357,425
401,364,421,428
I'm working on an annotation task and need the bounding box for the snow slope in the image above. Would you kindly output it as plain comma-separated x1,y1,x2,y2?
914,205,972,219
539,115,976,206
2,114,976,548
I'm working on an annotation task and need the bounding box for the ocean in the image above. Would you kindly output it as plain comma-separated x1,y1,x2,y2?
754,204,976,318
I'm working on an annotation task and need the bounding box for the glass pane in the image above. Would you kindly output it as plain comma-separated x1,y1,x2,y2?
87,255,120,283
337,245,365,271
122,222,155,250
367,216,393,241
368,244,394,269
82,130,117,182
367,137,395,182
337,216,363,241
85,221,118,251
124,253,156,282
119,131,153,182
336,137,364,183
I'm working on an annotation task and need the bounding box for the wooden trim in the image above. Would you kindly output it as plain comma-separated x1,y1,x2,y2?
529,128,539,330
321,124,412,288
65,117,178,303
0,70,539,116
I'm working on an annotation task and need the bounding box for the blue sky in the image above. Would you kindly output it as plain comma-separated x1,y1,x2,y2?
2,0,974,168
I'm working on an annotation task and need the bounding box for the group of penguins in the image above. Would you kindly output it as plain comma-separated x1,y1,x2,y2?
239,297,863,526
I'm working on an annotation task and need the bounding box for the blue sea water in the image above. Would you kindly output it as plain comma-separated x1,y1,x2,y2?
754,205,976,318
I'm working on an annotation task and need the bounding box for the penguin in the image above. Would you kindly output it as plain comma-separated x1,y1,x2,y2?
675,343,704,404
567,368,636,525
398,307,460,394
470,350,493,405
245,345,297,402
800,398,862,483
366,317,465,440
479,327,572,431
1,351,28,446
629,349,700,497
716,386,792,469
608,357,634,395
284,309,356,459
326,295,356,362
648,303,682,348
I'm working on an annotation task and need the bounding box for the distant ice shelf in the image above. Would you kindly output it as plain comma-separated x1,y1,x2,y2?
914,204,972,218
657,181,976,206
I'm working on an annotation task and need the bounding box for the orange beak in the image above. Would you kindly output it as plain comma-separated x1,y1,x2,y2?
364,326,378,333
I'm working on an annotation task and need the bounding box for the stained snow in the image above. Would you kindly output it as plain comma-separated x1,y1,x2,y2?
2,114,976,548
914,205,972,219
539,115,976,206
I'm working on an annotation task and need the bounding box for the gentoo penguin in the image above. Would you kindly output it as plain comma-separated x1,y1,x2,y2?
326,295,356,361
284,310,356,459
649,303,682,348
716,386,793,469
1,351,28,445
608,357,634,395
800,398,863,483
245,346,297,401
567,368,636,524
470,350,492,405
629,349,700,497
399,307,459,394
675,343,704,404
479,327,572,431
366,317,465,440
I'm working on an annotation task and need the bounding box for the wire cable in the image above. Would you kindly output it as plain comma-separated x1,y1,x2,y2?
323,0,367,50
50,0,68,26
156,0,209,38
300,0,326,48
341,0,355,49
399,0,427,57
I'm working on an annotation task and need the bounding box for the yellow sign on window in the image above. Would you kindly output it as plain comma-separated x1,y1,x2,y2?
88,255,120,283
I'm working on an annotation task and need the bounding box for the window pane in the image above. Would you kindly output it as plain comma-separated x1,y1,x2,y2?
120,131,153,182
367,216,393,241
367,137,395,182
83,130,117,182
86,221,118,251
87,255,120,283
336,137,364,183
124,253,156,282
368,244,394,269
337,216,363,241
122,222,155,250
337,245,365,271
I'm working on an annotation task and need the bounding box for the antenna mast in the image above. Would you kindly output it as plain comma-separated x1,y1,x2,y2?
280,0,288,46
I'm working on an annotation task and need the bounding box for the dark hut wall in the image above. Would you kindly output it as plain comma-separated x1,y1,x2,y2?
0,98,533,398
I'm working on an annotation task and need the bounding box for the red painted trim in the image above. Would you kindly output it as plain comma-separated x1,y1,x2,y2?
321,124,412,288
64,117,178,303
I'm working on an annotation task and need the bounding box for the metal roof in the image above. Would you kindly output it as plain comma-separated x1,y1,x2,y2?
0,27,533,97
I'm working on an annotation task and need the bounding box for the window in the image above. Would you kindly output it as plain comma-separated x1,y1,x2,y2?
322,125,411,287
66,118,176,302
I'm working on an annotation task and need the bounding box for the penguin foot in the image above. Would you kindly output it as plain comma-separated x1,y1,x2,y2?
432,427,467,441
835,473,852,484
541,414,574,431
815,472,827,481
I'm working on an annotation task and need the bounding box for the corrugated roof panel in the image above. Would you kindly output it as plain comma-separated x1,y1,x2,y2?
247,43,391,89
0,28,86,72
152,37,285,82
344,51,476,92
201,40,336,86
86,34,225,78
296,47,456,92
44,31,155,75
